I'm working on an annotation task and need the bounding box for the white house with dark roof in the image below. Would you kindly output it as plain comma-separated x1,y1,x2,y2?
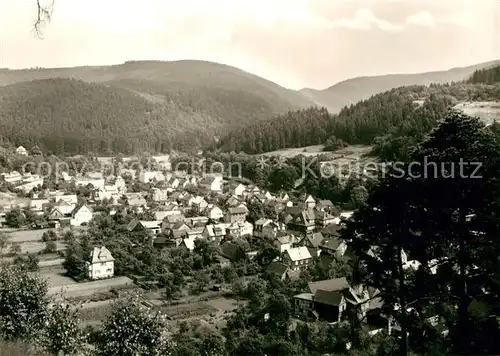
199,176,223,193
224,206,248,223
206,205,224,221
282,246,314,271
86,246,114,280
70,205,93,226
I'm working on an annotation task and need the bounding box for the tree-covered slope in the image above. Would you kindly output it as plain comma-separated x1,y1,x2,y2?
0,61,318,154
0,78,232,154
0,60,315,154
218,80,500,155
301,60,500,112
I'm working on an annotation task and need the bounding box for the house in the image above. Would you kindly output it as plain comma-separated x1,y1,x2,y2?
224,206,248,223
238,221,254,237
231,183,246,197
166,177,180,190
16,146,28,156
199,176,223,193
321,224,348,258
206,205,224,221
54,194,78,205
226,195,245,208
154,208,181,221
70,205,93,226
266,262,290,280
29,198,49,216
127,220,163,235
86,246,114,280
167,221,191,240
287,210,316,233
96,185,121,202
187,216,209,227
316,200,334,212
262,221,287,239
315,210,337,228
243,185,260,198
192,196,208,213
294,278,350,323
282,246,314,271
302,232,325,257
138,171,158,183
161,214,185,230
152,188,170,202
127,197,147,210
203,223,230,241
333,211,355,225
220,241,247,262
48,200,76,220
274,232,293,253
254,218,273,238
299,194,316,210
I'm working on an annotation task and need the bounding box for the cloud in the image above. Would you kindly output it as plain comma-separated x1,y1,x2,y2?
405,11,435,27
327,8,404,31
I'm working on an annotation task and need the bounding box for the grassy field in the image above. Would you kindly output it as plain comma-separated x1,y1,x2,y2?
455,101,500,126
257,144,372,159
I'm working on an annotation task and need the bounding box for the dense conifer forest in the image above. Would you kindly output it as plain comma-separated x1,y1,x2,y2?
218,69,500,155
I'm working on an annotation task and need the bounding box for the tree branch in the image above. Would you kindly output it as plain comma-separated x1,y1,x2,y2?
34,0,54,38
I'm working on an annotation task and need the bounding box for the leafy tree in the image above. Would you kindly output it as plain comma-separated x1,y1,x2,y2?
37,303,86,356
344,111,500,355
0,232,9,254
9,242,22,255
63,242,87,280
324,135,347,151
95,297,169,356
44,240,57,254
0,265,49,341
5,209,25,228
350,185,369,209
13,254,39,272
42,230,57,242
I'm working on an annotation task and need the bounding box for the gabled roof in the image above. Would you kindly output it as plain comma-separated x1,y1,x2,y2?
228,206,248,214
199,176,217,185
266,261,289,276
90,246,114,263
285,246,312,261
314,289,344,306
317,200,334,207
73,204,93,215
308,277,349,294
307,232,324,248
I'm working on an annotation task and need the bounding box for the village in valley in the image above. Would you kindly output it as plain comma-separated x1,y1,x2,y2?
0,143,448,344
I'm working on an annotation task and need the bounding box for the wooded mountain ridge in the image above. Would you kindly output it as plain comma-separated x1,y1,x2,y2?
0,59,498,154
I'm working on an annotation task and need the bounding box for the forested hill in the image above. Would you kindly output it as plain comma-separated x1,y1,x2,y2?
218,80,500,155
300,59,500,112
467,65,500,85
0,61,314,154
0,64,318,155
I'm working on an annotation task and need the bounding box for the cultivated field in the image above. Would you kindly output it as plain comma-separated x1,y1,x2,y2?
16,241,66,254
47,276,134,298
455,101,500,126
4,228,52,243
40,270,77,288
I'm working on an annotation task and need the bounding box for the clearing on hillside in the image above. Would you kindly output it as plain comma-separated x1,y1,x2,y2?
454,101,500,126
257,144,372,159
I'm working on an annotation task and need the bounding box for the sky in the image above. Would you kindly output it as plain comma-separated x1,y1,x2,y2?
0,0,499,90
